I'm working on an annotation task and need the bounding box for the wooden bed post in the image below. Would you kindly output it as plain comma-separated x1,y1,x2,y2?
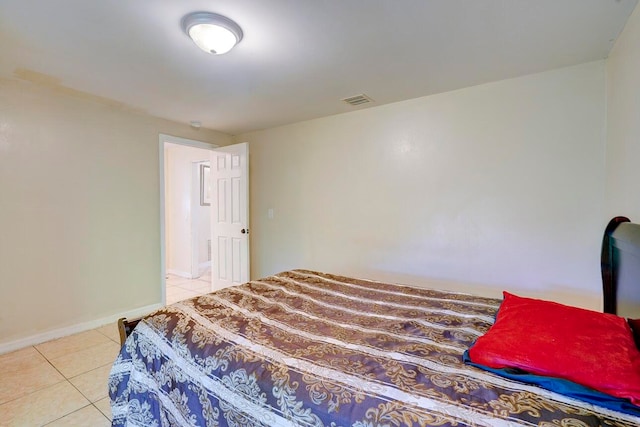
117,317,143,346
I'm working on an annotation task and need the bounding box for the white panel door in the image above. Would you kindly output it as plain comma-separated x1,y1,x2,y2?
210,142,249,289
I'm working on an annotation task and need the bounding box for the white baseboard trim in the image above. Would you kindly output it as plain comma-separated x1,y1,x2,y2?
167,269,192,279
0,303,163,355
199,261,211,273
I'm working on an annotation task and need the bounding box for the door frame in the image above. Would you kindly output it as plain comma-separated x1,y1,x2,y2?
159,134,218,305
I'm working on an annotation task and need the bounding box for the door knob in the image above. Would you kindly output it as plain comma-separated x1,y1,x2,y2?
241,228,249,234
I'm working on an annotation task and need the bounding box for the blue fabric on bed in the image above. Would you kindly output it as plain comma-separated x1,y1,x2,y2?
463,350,640,417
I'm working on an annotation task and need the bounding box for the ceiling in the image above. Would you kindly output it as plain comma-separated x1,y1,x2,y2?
0,0,637,135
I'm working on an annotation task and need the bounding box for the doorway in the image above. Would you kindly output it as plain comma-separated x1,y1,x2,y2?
159,134,218,305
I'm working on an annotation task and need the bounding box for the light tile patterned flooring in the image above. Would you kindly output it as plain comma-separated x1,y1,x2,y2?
0,326,118,426
0,273,213,426
166,271,212,305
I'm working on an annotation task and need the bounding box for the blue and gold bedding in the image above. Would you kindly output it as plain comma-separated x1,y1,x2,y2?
109,270,640,426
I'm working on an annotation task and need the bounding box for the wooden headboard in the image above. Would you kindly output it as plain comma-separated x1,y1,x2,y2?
601,216,640,347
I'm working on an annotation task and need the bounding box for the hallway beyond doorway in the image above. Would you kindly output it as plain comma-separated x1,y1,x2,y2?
165,271,211,305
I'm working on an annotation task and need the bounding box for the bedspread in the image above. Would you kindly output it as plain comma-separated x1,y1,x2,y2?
109,270,640,426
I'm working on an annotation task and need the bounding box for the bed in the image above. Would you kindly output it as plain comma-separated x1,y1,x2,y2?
109,218,640,426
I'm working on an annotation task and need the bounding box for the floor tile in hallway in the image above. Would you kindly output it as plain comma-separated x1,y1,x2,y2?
166,271,212,305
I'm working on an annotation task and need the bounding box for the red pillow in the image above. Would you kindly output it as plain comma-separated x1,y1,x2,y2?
468,292,640,405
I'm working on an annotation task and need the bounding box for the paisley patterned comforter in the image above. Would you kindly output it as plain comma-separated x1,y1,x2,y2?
109,270,640,426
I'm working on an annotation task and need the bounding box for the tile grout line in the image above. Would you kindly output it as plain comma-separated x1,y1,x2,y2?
96,327,122,345
35,333,116,423
0,346,68,407
87,328,117,421
34,346,98,422
0,328,117,425
91,401,112,422
41,402,94,426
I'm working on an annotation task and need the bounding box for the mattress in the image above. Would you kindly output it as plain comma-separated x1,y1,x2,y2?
109,270,640,426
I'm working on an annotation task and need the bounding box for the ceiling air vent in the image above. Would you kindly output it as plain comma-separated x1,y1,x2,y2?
342,94,373,106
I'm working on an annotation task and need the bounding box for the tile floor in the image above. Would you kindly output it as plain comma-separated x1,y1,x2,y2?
0,273,213,426
0,325,119,426
166,271,212,305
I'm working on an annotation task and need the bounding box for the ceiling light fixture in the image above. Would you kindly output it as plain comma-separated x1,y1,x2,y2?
181,12,243,55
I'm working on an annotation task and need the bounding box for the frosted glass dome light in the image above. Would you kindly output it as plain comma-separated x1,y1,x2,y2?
181,12,243,55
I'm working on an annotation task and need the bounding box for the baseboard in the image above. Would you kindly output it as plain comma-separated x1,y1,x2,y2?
167,269,192,279
0,303,163,355
199,261,211,273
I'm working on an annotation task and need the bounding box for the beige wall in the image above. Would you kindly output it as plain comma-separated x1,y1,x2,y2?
236,61,607,310
0,78,230,350
606,5,640,221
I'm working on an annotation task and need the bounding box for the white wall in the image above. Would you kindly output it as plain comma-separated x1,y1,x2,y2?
195,163,212,271
606,5,640,221
164,143,212,277
0,77,230,351
236,61,607,309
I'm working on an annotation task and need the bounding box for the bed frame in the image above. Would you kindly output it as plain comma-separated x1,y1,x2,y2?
117,317,141,346
601,216,640,347
117,216,640,347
